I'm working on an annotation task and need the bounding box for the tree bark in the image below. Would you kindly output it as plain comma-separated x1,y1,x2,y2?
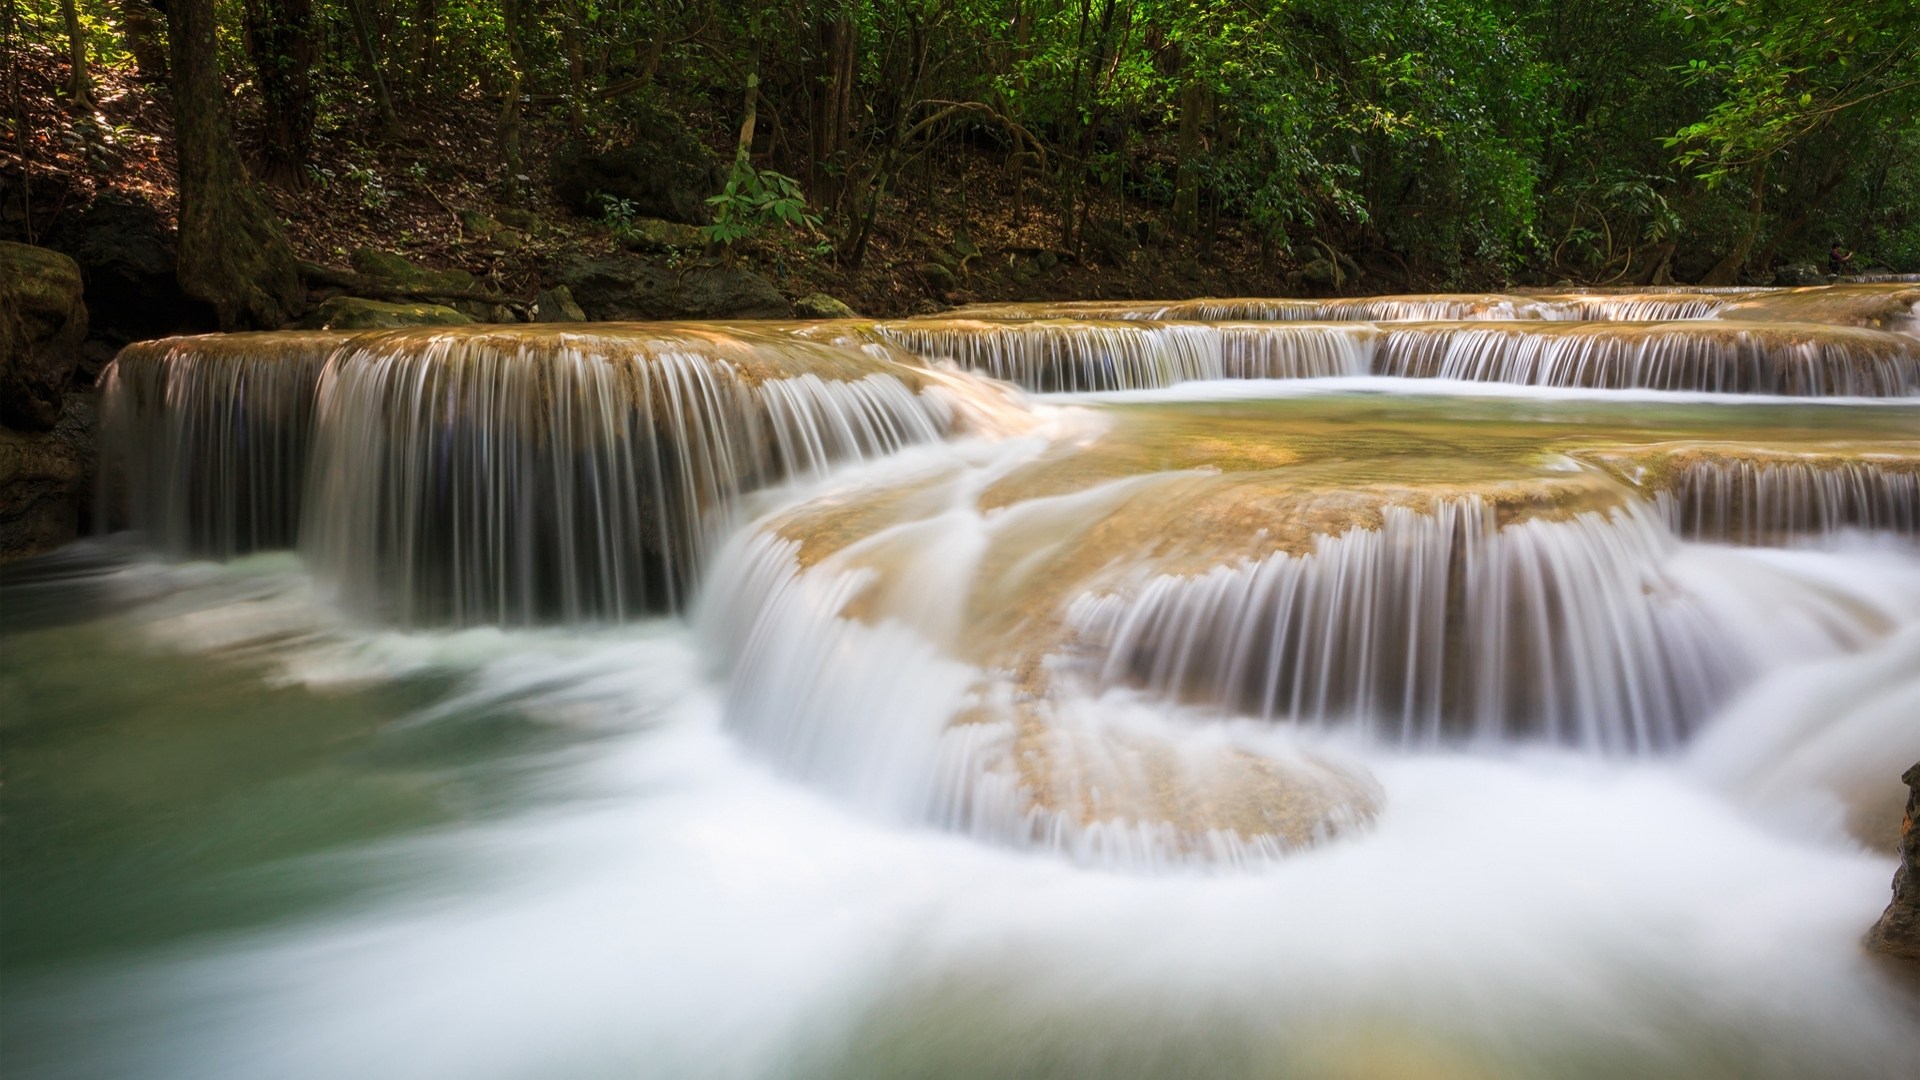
167,0,304,329
117,0,169,82
245,0,318,187
61,0,90,110
807,11,856,213
343,0,399,132
498,0,529,203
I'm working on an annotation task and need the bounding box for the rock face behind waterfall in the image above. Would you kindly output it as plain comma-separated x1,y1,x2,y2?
1868,763,1920,961
0,243,93,557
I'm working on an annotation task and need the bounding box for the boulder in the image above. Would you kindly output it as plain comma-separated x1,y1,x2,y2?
0,242,88,432
299,297,474,330
1773,262,1825,287
557,257,790,320
1867,762,1920,960
917,262,957,296
792,293,859,320
533,286,587,323
1082,218,1138,267
495,208,542,233
0,393,94,559
619,217,706,253
551,108,725,225
349,248,477,293
42,193,196,343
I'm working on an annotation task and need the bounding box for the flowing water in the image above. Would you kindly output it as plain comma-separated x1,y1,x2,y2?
6,285,1920,1078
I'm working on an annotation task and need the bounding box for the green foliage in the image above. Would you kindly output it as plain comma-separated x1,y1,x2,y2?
13,0,1920,276
703,168,821,248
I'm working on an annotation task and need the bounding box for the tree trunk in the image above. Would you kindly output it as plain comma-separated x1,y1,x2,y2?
343,0,399,132
1701,160,1768,286
732,22,764,178
1173,76,1209,233
498,0,529,203
117,0,169,82
61,0,90,110
168,0,305,329
245,0,318,187
414,0,440,88
559,0,588,132
807,12,856,214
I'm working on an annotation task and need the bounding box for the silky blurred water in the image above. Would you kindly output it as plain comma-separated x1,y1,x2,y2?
6,378,1920,1079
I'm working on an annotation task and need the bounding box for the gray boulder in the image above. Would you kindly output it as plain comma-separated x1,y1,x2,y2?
792,293,859,319
299,297,474,330
0,242,88,432
558,257,790,321
533,286,588,323
1773,262,1825,286
0,393,94,559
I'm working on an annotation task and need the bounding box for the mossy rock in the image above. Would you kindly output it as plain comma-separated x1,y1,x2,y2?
533,286,587,323
349,248,477,293
792,293,860,320
0,242,89,432
619,217,706,253
299,297,474,331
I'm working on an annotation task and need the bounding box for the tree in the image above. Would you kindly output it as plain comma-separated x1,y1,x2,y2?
168,0,305,329
245,0,319,187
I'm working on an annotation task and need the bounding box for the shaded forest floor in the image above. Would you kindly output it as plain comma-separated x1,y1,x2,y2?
5,44,1386,322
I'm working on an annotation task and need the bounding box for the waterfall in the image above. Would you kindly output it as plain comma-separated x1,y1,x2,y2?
870,319,1373,391
1074,498,1907,753
99,325,987,624
99,332,349,557
1576,444,1920,545
1374,322,1920,395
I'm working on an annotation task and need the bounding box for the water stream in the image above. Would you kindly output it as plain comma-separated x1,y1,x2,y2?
6,284,1920,1077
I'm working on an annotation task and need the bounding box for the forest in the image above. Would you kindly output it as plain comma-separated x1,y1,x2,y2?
4,1,1920,329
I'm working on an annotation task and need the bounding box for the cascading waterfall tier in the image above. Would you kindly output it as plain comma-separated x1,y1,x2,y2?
300,325,979,624
1577,442,1920,545
100,331,350,557
702,397,1920,866
945,290,1757,323
98,324,1019,624
1373,321,1920,395
851,315,1919,396
867,318,1372,391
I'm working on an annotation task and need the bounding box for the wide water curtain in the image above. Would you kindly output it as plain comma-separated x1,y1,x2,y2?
101,326,959,625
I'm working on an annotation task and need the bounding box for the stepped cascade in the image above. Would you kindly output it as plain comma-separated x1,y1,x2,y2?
102,325,1006,623
85,283,1920,866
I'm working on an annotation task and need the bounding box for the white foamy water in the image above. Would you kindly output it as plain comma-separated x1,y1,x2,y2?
11,452,1920,1080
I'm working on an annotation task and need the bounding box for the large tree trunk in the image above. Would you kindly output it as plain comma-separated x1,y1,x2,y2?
245,0,318,187
1172,76,1210,234
807,11,856,214
168,0,304,329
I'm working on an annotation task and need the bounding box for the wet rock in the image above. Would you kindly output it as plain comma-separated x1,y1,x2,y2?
0,393,94,559
917,262,957,296
557,257,790,320
1867,762,1920,960
1774,262,1825,286
0,242,88,431
349,248,477,293
792,293,859,320
619,217,706,253
41,193,195,343
551,107,725,225
533,286,587,323
299,296,474,330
